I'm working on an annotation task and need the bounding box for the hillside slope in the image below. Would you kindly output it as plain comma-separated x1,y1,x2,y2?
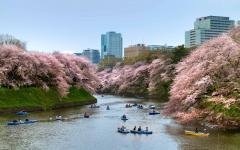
0,87,96,113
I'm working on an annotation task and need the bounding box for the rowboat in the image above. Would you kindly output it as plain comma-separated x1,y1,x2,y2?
16,111,28,115
130,130,153,135
118,128,130,134
184,130,209,136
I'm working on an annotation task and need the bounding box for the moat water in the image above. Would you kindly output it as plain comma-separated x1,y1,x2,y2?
0,95,239,150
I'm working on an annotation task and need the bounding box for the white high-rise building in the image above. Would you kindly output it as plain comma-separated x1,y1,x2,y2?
185,16,235,48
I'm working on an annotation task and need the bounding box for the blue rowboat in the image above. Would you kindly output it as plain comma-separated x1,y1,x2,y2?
21,120,38,124
7,119,38,125
118,128,130,134
7,120,20,125
130,130,153,135
149,111,160,115
16,111,28,115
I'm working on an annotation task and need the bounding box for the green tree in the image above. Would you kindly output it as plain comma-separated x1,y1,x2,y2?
98,56,123,69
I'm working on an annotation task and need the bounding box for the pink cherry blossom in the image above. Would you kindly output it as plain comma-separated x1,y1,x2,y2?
0,45,99,96
165,28,240,117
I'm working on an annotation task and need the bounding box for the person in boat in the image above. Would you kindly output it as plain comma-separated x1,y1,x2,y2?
122,114,126,119
121,126,125,131
195,128,198,133
138,126,141,131
106,105,110,110
133,126,136,131
25,119,29,122
13,120,18,123
146,127,148,131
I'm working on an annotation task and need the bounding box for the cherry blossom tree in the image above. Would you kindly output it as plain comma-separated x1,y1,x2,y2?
164,28,240,122
0,45,99,96
97,58,173,98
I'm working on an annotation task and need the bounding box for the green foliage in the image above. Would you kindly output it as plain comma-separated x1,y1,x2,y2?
151,80,172,101
170,45,192,63
0,87,96,111
118,73,149,97
202,100,240,119
98,56,122,69
123,50,167,65
123,45,191,65
62,87,94,102
98,45,191,68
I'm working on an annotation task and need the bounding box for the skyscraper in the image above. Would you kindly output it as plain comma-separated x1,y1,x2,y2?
101,31,123,59
185,16,235,48
76,49,100,64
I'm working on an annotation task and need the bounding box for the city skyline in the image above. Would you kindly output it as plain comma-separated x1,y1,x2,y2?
0,0,239,53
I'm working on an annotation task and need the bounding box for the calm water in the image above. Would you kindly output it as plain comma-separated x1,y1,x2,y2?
0,95,240,150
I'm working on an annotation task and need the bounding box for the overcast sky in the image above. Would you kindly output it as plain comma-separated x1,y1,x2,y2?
0,0,239,53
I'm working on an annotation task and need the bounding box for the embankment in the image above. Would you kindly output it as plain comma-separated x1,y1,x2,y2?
0,87,96,113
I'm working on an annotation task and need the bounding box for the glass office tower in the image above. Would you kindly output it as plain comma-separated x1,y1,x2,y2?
101,31,123,59
185,16,235,48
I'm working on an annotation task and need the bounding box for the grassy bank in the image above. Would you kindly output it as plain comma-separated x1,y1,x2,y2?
0,87,96,113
